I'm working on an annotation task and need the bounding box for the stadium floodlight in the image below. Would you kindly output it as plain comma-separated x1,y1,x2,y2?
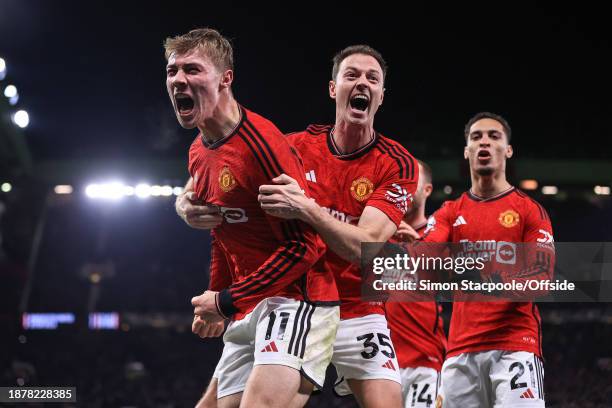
541,186,558,195
135,183,151,198
54,185,73,195
0,58,5,80
9,94,18,105
1,182,12,193
123,185,135,196
12,110,29,128
4,84,17,98
151,185,162,196
161,185,173,196
173,186,184,196
594,185,611,195
85,183,101,198
520,179,538,190
85,182,126,200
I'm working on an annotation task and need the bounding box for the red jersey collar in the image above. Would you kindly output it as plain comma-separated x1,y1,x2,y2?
467,186,516,202
327,127,379,160
200,105,245,150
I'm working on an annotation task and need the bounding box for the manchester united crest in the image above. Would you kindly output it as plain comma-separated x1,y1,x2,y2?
499,209,520,228
219,166,236,192
350,177,374,202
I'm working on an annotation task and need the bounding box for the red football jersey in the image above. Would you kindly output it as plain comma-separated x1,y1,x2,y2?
386,222,447,371
422,187,555,357
287,125,418,319
188,108,339,320
208,231,233,292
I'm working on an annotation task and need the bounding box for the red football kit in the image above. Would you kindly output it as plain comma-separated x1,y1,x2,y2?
422,187,555,358
188,107,339,320
386,222,447,371
286,124,419,319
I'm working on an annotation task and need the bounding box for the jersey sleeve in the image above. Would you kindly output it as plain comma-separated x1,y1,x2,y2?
365,152,418,227
208,231,233,292
421,201,454,243
490,200,555,299
217,132,323,317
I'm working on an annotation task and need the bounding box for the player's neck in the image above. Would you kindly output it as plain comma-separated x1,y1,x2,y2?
331,120,375,154
404,207,427,228
198,97,240,144
470,171,512,198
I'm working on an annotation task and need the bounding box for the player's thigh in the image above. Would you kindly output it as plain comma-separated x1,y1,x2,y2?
287,376,316,408
240,364,302,408
217,392,242,408
348,378,402,408
195,377,218,408
332,315,401,389
399,367,440,408
491,351,545,408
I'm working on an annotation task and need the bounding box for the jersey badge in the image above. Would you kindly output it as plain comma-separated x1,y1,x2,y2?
350,177,374,202
498,210,520,228
219,166,237,193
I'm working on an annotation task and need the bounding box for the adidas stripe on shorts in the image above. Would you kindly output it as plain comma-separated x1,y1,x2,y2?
439,350,545,408
332,314,402,396
213,297,339,398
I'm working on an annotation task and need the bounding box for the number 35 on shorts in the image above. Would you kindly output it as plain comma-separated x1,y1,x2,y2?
357,332,396,359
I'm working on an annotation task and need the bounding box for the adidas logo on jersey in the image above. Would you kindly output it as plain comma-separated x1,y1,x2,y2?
305,170,317,183
381,360,396,371
453,215,467,227
519,388,536,399
260,341,279,353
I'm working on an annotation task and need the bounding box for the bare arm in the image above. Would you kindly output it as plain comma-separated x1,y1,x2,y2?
304,203,398,265
259,174,405,265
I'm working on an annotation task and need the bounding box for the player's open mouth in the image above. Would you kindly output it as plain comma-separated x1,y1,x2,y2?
477,150,492,161
175,94,195,115
349,94,369,112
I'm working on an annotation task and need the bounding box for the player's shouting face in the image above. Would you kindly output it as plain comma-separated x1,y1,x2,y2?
166,49,233,129
464,118,513,176
329,53,384,126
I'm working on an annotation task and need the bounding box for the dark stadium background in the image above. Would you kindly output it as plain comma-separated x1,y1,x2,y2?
1,2,610,407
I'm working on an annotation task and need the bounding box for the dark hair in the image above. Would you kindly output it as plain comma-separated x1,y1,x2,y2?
464,112,512,142
164,28,234,72
331,45,387,82
417,159,432,185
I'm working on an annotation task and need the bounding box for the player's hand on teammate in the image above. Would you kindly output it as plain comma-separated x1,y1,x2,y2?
176,192,223,229
192,315,225,338
258,174,315,220
394,220,421,242
191,290,225,323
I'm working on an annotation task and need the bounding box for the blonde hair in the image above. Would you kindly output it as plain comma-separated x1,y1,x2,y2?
164,28,234,72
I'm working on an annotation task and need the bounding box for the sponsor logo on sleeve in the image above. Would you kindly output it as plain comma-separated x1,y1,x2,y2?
423,215,437,234
385,183,411,213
